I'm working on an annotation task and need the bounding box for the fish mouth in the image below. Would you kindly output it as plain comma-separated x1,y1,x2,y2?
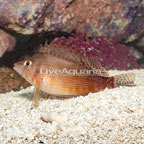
13,64,19,73
13,62,24,75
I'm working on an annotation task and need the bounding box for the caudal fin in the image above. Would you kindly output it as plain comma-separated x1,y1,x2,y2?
113,73,136,87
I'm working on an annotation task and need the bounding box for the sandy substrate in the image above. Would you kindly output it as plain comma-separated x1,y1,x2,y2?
0,69,144,144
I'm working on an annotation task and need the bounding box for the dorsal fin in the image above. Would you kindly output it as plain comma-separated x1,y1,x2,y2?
38,40,109,77
81,56,110,77
39,41,85,65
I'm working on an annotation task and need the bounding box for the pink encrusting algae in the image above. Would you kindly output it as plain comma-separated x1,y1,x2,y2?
13,40,136,106
54,33,139,70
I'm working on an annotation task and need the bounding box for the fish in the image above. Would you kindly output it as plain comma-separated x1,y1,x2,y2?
13,41,136,107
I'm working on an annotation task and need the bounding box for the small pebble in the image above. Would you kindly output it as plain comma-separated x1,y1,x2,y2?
41,112,68,124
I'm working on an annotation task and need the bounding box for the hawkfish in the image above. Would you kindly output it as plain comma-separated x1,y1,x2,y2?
13,41,135,107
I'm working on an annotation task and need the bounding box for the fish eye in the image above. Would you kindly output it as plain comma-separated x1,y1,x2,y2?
24,61,32,66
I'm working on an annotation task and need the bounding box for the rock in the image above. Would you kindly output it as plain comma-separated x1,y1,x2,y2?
0,0,143,42
0,67,30,93
0,30,16,57
0,0,53,34
64,0,144,42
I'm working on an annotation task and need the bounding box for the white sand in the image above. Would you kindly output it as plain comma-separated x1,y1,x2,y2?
0,69,144,144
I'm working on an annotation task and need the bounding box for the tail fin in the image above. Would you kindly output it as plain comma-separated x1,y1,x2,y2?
113,73,136,87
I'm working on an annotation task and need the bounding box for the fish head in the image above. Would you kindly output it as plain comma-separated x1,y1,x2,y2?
13,58,38,84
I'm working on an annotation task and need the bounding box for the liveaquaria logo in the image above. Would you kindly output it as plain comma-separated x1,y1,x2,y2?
40,67,102,76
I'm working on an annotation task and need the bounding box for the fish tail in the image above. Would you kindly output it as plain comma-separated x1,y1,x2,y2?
113,73,136,87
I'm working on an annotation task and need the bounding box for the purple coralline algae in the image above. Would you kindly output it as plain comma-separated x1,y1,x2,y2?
53,33,139,70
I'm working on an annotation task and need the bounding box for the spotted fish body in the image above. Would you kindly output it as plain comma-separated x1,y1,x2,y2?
14,41,135,103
